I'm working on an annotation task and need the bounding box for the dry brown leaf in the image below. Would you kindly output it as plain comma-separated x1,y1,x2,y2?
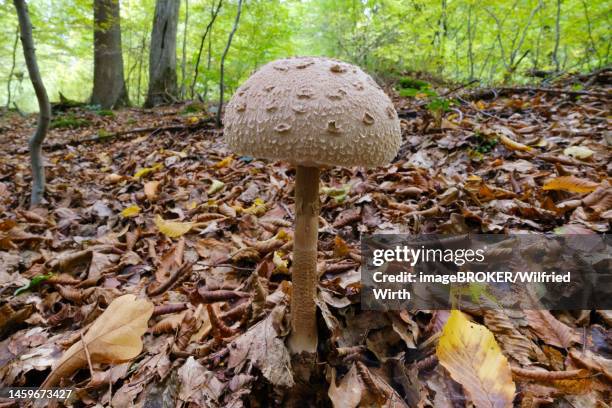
483,310,540,365
525,310,580,348
328,363,409,408
144,181,160,201
543,176,599,194
41,294,153,387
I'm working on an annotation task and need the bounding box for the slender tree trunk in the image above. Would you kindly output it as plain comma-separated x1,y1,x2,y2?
145,0,180,107
202,29,213,102
13,0,51,207
6,27,19,109
136,34,146,105
191,0,223,100
552,0,562,72
217,0,242,128
467,5,474,80
179,0,188,100
92,0,129,109
580,0,600,69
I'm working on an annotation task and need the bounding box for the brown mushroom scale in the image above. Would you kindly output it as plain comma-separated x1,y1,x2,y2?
224,56,401,354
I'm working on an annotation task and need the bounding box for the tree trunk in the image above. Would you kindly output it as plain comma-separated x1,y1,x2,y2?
217,0,242,127
179,0,188,100
145,0,180,107
552,0,562,72
6,27,19,109
13,0,51,207
190,0,223,100
92,0,129,109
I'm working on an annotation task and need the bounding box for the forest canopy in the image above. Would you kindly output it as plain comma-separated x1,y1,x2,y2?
0,0,610,111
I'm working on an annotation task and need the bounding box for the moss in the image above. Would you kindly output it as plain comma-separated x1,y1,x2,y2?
50,115,91,129
96,109,115,117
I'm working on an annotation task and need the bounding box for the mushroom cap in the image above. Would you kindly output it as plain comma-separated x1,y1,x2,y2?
224,57,401,168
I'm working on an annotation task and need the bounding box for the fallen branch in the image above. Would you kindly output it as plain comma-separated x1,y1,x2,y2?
44,120,214,151
498,86,610,98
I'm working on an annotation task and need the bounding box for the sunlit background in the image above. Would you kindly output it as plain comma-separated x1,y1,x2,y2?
0,0,609,111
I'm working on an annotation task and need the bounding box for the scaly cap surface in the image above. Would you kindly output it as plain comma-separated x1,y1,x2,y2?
224,57,401,167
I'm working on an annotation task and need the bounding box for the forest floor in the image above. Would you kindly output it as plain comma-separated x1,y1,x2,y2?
0,73,610,407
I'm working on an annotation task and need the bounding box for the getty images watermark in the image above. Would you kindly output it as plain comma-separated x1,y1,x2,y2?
361,234,611,310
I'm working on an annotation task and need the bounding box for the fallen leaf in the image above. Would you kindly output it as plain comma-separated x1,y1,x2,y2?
155,215,194,238
243,198,267,216
41,294,153,387
543,176,599,194
207,179,225,195
133,163,163,179
214,155,233,168
498,134,533,152
563,146,594,159
177,356,225,405
436,310,516,408
228,304,293,388
525,310,580,348
144,181,160,201
333,235,351,257
121,205,141,218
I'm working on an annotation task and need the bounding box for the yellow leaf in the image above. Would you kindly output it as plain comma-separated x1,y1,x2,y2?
543,176,599,193
275,229,289,241
144,181,160,201
498,134,533,152
121,205,141,218
563,146,594,159
475,100,487,110
155,215,193,238
41,294,153,387
244,198,266,216
215,155,234,168
133,163,163,180
437,310,516,408
272,251,289,274
207,179,225,195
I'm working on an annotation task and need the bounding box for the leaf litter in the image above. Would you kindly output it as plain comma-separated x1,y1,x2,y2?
0,76,610,406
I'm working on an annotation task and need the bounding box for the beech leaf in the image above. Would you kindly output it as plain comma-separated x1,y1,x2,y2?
436,310,516,408
41,294,153,387
498,134,533,152
121,205,141,218
155,215,194,238
542,176,599,193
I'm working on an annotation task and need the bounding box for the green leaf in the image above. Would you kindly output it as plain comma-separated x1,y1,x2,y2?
15,273,54,295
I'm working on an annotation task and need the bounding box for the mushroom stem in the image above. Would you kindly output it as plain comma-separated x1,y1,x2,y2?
288,165,320,354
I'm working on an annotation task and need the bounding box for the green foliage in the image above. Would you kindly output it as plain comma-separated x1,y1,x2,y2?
426,97,451,114
398,77,430,90
473,132,498,154
50,114,91,129
14,273,53,295
180,102,206,114
0,0,609,111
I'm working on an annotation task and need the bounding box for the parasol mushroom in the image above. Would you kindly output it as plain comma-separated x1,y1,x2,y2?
224,56,401,354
